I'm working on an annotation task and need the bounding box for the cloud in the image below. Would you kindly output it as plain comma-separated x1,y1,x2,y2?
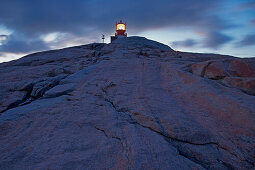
237,34,255,47
0,52,24,63
252,19,255,26
0,0,235,55
0,33,49,53
203,32,233,49
171,32,233,49
171,39,198,48
238,1,255,11
0,0,228,34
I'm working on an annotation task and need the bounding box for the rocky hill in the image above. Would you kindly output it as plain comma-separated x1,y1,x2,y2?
0,36,255,169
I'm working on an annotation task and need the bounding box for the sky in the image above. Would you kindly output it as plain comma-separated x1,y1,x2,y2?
0,0,255,63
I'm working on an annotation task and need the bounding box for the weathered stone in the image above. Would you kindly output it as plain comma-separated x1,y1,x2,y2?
223,77,255,95
204,61,228,79
228,58,255,77
0,36,254,169
191,61,209,77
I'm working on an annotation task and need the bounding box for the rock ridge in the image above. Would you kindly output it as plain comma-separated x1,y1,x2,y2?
0,37,254,169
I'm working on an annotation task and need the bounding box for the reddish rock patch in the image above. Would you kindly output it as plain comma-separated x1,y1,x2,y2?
223,77,255,95
205,61,228,80
228,59,255,77
191,61,209,77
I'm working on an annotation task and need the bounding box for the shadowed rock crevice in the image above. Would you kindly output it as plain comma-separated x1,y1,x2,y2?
94,126,121,141
0,76,67,113
0,49,108,114
102,82,117,95
0,83,34,113
177,149,207,169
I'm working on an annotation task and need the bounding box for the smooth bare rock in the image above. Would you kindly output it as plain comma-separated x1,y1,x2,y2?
0,90,26,113
228,58,255,77
43,83,75,98
0,37,255,169
191,60,228,79
223,77,255,95
191,61,209,77
204,61,228,79
112,36,173,52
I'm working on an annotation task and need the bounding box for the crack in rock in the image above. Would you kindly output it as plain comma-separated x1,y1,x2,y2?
0,54,107,114
178,149,207,169
0,83,34,113
93,126,130,167
94,126,121,142
201,61,213,78
0,76,68,114
98,84,252,169
102,82,116,94
102,95,208,168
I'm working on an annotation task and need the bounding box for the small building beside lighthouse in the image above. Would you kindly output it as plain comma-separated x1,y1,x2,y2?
111,20,127,42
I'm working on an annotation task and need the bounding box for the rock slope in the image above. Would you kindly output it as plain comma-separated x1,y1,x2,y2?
0,36,255,169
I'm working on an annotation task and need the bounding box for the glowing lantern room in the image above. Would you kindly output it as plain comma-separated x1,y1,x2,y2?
117,23,126,31
116,20,127,36
111,20,127,42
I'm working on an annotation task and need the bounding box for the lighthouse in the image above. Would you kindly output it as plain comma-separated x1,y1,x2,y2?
111,20,127,42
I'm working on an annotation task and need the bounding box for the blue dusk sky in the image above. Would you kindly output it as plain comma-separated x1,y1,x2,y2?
0,0,255,62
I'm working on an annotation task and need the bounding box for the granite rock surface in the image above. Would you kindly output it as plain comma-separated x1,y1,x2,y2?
0,36,255,169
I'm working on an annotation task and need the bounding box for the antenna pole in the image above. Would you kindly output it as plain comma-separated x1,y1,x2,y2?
102,34,105,43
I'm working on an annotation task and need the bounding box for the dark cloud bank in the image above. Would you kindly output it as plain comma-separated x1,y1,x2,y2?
0,0,250,54
172,32,233,49
237,34,255,47
172,39,198,48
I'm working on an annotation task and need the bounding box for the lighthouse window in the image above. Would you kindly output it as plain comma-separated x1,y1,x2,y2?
117,24,125,30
